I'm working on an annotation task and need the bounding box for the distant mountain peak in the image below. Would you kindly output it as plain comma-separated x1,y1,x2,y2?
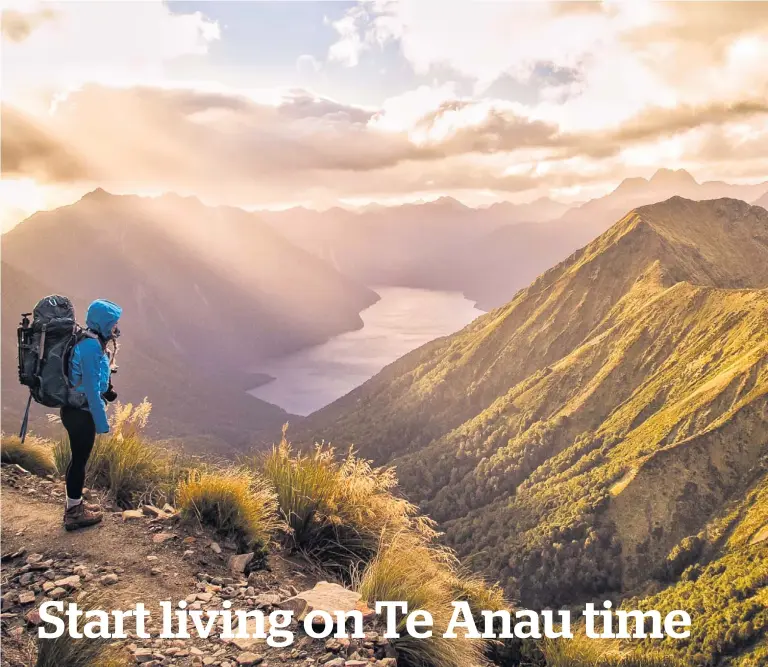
649,168,698,187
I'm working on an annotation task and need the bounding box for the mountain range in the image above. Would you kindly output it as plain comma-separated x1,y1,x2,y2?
1,190,378,448
298,197,768,613
266,169,768,309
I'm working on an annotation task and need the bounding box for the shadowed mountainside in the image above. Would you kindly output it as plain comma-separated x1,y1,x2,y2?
1,190,381,449
1,262,291,451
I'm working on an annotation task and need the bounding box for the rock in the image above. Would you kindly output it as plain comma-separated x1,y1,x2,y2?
183,536,196,545
48,587,67,600
18,591,36,605
54,575,80,590
162,503,176,514
344,662,368,667
197,592,213,603
228,553,254,574
101,573,119,586
9,626,25,639
209,542,222,554
1,593,18,611
141,504,167,519
377,659,397,667
19,573,34,585
324,660,345,667
42,582,56,593
227,616,272,651
282,582,363,622
253,593,281,608
150,568,161,576
235,653,263,666
25,553,44,565
134,648,155,663
122,509,144,521
25,609,42,626
28,559,54,571
152,533,175,544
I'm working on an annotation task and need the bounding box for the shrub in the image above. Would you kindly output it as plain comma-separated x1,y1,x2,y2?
257,433,435,575
1,434,56,476
176,467,281,554
356,532,487,667
53,401,168,507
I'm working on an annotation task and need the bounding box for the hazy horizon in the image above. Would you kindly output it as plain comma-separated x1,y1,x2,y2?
3,1,768,232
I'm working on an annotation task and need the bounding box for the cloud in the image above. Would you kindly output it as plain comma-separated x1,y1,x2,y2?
4,80,768,209
2,1,219,106
0,7,55,42
0,105,90,182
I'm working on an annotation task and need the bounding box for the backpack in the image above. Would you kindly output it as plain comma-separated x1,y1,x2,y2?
17,295,91,417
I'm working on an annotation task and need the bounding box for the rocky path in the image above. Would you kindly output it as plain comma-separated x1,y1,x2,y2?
0,464,397,667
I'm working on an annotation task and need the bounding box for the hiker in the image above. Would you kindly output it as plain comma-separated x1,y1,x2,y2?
61,299,122,531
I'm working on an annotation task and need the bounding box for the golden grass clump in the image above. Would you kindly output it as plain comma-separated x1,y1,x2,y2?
356,532,488,667
35,593,130,667
540,633,683,667
176,467,281,554
53,400,168,507
258,432,435,573
1,434,56,476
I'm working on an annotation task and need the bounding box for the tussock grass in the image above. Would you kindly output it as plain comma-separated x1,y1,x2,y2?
176,467,281,554
1,434,56,476
356,532,487,667
35,593,129,667
541,634,682,667
257,432,435,574
53,401,169,507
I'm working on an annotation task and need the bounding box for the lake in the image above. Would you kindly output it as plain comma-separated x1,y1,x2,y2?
248,286,485,415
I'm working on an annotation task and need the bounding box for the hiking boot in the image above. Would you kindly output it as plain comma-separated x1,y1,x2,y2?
63,502,103,531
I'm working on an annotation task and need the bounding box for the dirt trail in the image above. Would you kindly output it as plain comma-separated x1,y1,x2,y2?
0,464,394,667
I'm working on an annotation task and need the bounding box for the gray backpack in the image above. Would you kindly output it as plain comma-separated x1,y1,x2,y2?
17,295,90,440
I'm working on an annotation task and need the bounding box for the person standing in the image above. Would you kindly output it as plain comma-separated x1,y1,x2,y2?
61,299,122,531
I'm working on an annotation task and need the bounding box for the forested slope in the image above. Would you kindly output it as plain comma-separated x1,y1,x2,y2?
301,198,768,612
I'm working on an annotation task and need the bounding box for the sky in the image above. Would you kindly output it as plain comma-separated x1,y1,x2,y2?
2,0,768,230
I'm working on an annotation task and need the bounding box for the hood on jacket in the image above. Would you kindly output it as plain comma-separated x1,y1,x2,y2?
86,299,122,338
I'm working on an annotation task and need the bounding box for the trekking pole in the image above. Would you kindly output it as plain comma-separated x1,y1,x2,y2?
19,393,33,443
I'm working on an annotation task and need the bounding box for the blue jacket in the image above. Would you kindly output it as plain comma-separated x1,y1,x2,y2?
69,299,122,434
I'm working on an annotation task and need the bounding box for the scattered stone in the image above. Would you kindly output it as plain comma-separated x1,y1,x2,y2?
152,532,174,544
8,626,25,639
282,581,363,622
235,653,263,666
48,587,67,600
134,648,155,663
162,503,176,514
378,659,397,667
141,504,167,519
25,609,42,626
209,542,222,554
101,573,119,586
228,552,254,574
253,593,281,608
183,537,196,545
122,509,144,521
25,553,44,565
3,593,20,610
54,575,80,590
18,591,36,605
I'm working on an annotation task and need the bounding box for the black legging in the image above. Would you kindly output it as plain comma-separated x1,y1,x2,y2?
60,406,96,500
